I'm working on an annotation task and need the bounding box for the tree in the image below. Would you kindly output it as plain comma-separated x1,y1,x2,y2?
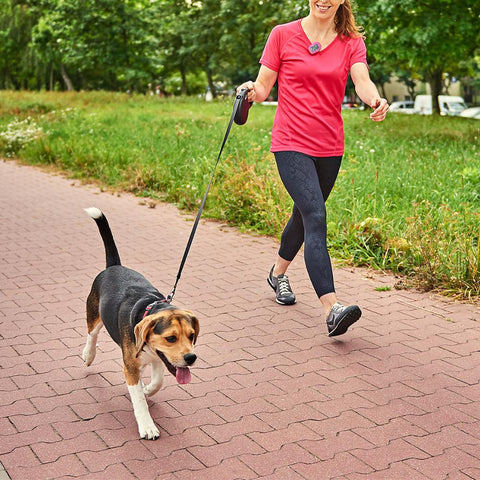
219,0,303,86
0,0,41,89
396,70,419,101
358,0,480,113
155,0,200,95
188,0,224,97
29,0,162,91
2,0,479,96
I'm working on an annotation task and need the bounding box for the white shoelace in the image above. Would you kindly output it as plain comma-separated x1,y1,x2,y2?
277,275,292,296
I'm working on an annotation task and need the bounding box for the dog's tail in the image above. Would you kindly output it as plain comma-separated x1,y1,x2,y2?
85,207,121,268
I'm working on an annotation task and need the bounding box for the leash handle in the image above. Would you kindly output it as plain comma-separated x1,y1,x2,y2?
168,93,245,303
234,88,253,125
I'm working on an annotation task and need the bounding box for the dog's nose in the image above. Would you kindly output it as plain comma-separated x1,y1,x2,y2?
184,353,197,366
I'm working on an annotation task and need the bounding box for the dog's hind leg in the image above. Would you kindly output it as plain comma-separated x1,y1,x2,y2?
83,290,103,366
82,320,103,366
143,361,164,397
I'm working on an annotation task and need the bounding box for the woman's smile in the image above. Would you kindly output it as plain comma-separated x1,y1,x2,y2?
310,0,344,18
315,3,331,12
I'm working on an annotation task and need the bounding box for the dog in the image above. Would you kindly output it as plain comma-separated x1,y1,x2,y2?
82,207,199,440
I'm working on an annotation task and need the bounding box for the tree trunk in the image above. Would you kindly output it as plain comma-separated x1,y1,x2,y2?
379,82,387,100
60,63,75,91
180,65,187,95
407,82,416,101
206,68,216,98
49,65,54,91
427,69,443,115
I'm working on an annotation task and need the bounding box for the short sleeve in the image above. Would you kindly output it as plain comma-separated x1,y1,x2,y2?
259,26,281,72
349,37,368,68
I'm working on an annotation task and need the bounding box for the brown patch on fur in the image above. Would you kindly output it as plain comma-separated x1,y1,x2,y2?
122,339,141,386
86,289,101,333
181,310,200,344
134,315,159,357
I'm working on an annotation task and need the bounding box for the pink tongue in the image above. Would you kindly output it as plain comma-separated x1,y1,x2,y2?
176,367,191,384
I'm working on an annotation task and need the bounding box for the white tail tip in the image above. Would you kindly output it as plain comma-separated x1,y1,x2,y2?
84,207,103,219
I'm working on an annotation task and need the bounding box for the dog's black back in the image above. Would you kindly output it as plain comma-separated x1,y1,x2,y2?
90,267,165,345
85,208,166,345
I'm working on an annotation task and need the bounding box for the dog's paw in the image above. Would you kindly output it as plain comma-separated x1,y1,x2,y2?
139,423,160,440
143,384,153,396
82,345,96,366
143,382,162,397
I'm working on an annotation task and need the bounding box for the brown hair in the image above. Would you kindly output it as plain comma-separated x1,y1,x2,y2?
335,0,365,39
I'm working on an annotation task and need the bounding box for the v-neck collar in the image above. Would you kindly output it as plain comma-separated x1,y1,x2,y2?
298,18,339,53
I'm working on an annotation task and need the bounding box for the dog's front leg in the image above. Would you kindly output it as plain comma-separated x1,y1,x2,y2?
126,381,160,440
143,361,164,397
123,351,160,440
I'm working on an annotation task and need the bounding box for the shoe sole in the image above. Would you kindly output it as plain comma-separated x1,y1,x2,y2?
328,306,361,337
267,277,296,305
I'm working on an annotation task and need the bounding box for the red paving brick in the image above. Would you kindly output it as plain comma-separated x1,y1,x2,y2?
1,159,479,479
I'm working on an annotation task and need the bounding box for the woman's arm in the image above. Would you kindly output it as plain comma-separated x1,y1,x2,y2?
350,62,389,122
237,65,278,103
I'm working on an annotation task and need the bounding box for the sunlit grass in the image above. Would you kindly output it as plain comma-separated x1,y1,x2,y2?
1,90,479,300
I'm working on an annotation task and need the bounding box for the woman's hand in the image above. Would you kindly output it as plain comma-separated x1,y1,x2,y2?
236,81,257,103
369,98,389,122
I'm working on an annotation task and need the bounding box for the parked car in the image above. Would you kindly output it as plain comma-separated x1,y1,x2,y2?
414,95,467,116
389,100,415,114
459,107,480,119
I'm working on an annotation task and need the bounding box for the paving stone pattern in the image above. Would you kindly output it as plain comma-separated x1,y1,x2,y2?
1,159,479,479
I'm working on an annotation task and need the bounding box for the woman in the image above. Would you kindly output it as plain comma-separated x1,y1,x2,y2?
238,0,389,337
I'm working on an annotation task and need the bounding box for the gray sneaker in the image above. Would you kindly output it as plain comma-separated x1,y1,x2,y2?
267,266,296,305
326,302,361,337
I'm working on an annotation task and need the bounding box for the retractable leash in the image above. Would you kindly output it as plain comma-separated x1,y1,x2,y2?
165,88,252,304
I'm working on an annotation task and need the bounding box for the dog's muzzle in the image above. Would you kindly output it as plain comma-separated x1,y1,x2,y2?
156,351,195,384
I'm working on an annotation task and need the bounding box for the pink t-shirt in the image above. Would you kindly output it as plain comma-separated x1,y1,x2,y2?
260,19,368,157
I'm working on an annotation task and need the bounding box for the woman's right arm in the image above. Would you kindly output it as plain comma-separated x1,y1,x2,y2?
237,65,278,103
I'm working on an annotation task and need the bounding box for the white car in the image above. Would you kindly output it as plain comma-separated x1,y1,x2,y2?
414,95,467,116
460,107,480,119
389,101,416,114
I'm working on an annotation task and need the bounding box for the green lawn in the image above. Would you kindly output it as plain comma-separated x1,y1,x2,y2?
1,90,479,300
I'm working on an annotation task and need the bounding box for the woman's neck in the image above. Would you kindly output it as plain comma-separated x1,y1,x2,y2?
301,15,337,44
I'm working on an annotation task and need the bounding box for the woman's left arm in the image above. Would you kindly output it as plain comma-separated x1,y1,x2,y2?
350,62,389,122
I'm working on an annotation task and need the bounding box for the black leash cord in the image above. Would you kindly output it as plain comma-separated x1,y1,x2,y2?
166,90,248,303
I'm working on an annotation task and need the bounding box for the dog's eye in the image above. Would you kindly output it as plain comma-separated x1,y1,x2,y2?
165,336,177,343
189,333,195,342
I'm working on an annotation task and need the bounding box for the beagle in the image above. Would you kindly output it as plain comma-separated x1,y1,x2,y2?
82,208,199,440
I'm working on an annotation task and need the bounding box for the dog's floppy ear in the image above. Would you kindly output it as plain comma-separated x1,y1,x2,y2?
134,316,158,358
184,310,200,344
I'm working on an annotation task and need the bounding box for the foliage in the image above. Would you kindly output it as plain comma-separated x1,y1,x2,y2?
30,0,162,91
2,0,478,98
357,0,480,112
0,90,479,299
0,0,39,89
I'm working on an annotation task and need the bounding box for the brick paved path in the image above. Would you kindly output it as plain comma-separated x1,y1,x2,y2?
1,159,479,480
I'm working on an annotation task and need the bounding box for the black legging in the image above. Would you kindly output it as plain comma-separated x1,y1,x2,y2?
274,151,342,298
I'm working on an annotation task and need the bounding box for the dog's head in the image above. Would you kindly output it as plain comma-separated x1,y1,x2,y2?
134,308,199,384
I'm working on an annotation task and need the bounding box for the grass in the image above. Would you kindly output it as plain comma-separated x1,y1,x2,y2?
1,90,479,301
